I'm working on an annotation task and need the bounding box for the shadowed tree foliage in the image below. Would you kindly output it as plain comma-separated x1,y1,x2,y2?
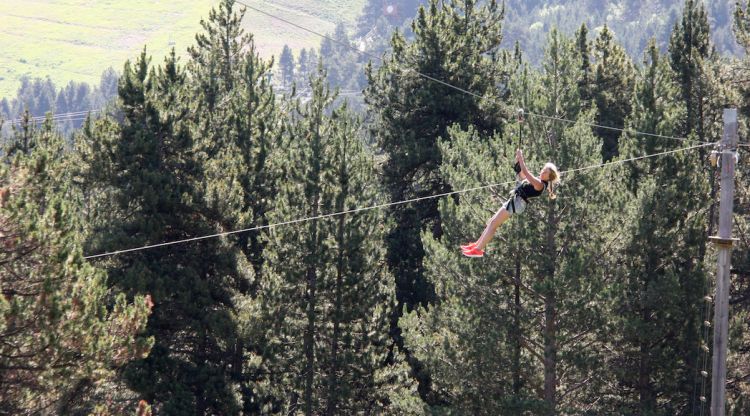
185,2,283,409
611,37,717,415
77,47,247,414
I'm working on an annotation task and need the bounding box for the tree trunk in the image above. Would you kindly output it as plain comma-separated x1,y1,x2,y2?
543,207,558,415
512,249,522,395
638,311,656,413
326,235,344,415
543,293,558,414
304,262,318,416
326,158,348,415
196,332,207,415
303,117,323,416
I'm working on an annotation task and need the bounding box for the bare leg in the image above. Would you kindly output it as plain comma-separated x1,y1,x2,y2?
475,207,511,250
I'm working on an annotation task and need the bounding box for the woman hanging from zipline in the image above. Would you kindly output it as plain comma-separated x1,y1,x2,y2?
461,149,560,258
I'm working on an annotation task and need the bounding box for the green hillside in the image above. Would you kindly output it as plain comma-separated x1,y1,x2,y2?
0,0,365,98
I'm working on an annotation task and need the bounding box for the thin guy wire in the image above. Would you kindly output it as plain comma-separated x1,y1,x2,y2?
84,142,712,259
4,117,95,128
528,112,709,144
6,109,102,124
236,0,711,145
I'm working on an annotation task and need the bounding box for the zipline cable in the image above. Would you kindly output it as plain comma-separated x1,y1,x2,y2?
84,142,713,259
235,0,711,145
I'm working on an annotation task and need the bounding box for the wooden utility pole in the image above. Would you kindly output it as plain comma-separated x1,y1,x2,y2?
709,108,739,416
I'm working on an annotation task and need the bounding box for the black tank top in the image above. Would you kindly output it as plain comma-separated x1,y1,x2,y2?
515,180,548,201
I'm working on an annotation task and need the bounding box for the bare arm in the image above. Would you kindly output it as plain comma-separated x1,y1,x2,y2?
516,150,544,191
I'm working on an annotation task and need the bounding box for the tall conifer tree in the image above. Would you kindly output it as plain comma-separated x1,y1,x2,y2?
402,29,620,415
613,39,711,415
365,0,507,318
187,0,280,286
591,25,635,161
575,23,592,106
78,48,246,414
280,45,295,87
185,4,282,409
669,0,711,143
252,70,424,415
727,5,750,413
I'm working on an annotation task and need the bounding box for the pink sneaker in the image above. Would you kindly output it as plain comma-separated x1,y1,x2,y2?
460,242,477,251
462,246,484,258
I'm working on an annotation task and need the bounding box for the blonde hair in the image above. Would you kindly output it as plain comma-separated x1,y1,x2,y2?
544,162,560,200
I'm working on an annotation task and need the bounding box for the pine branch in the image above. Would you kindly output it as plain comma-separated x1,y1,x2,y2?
559,375,594,401
520,335,544,363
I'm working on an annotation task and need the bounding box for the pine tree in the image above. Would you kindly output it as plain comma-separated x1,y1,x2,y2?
402,29,621,415
14,76,57,117
400,123,545,414
186,0,281,288
280,44,295,87
0,118,152,414
251,69,424,415
305,49,319,85
575,23,592,106
184,3,282,409
667,7,740,412
298,48,309,83
99,67,120,101
55,88,69,115
506,30,619,415
0,98,10,119
365,0,507,315
4,110,36,158
613,39,712,415
333,23,365,90
78,48,245,414
591,24,635,161
669,0,711,143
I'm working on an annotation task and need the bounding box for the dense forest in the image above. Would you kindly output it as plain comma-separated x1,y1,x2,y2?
2,0,750,415
0,69,119,138
276,0,743,96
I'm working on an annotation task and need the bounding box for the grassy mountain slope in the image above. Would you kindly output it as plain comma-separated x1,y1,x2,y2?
0,0,365,98
1,0,741,100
